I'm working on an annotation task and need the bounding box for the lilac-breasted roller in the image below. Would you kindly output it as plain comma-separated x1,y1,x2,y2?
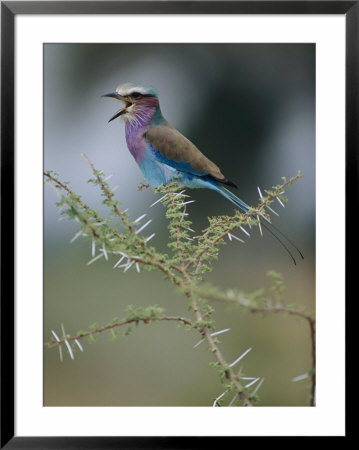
103,83,303,264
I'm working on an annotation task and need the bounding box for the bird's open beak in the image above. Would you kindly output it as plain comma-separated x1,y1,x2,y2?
102,92,132,122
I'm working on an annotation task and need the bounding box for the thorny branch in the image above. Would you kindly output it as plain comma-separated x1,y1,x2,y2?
196,287,316,406
44,156,312,406
45,314,196,347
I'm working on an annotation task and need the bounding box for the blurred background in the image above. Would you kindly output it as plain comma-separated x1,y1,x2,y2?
44,44,315,406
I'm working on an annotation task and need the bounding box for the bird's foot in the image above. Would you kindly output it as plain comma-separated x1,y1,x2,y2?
138,182,150,191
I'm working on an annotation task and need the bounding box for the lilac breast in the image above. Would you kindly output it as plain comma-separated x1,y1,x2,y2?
125,125,147,163
124,99,158,163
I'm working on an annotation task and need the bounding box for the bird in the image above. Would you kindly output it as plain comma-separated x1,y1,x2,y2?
102,82,303,264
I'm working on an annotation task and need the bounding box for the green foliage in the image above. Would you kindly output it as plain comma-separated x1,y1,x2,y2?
267,270,285,303
123,305,164,322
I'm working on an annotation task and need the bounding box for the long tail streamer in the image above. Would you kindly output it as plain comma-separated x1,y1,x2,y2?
216,185,304,265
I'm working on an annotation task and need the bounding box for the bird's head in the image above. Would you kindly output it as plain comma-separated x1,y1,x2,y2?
102,83,159,123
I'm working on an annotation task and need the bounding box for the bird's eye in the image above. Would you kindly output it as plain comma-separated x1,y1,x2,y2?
131,92,142,99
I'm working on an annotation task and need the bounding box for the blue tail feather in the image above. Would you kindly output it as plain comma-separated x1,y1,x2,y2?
212,184,303,265
215,185,249,213
169,173,303,264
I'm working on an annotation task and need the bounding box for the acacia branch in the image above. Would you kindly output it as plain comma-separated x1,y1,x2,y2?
45,315,196,347
44,157,306,406
197,287,316,406
180,264,254,406
187,173,302,273
81,153,135,233
252,306,315,405
190,298,254,406
80,154,186,281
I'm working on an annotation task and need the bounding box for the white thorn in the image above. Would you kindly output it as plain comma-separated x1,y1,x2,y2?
74,339,83,352
51,330,61,342
244,377,260,388
228,233,232,241
229,347,252,368
228,392,239,407
193,338,205,349
173,190,187,197
135,262,140,273
240,226,250,237
259,211,271,223
177,200,195,206
210,328,230,338
58,345,63,362
193,330,230,349
123,261,134,272
64,339,74,360
46,180,62,197
116,263,130,269
145,233,156,243
70,229,83,243
257,186,263,198
87,253,104,266
91,240,96,257
103,174,113,182
149,194,167,208
113,255,126,268
135,219,152,234
265,205,279,216
276,196,285,208
101,243,108,261
230,233,245,243
252,378,265,395
212,389,230,407
134,213,146,223
292,372,310,382
257,216,263,237
179,212,189,223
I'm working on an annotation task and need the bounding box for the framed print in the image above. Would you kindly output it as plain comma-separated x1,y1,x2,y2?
1,1,353,446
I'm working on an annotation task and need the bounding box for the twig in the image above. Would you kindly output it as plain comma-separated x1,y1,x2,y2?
197,288,315,406
45,315,196,347
190,298,253,406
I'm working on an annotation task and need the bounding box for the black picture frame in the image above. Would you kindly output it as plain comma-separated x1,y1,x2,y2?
1,1,353,447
